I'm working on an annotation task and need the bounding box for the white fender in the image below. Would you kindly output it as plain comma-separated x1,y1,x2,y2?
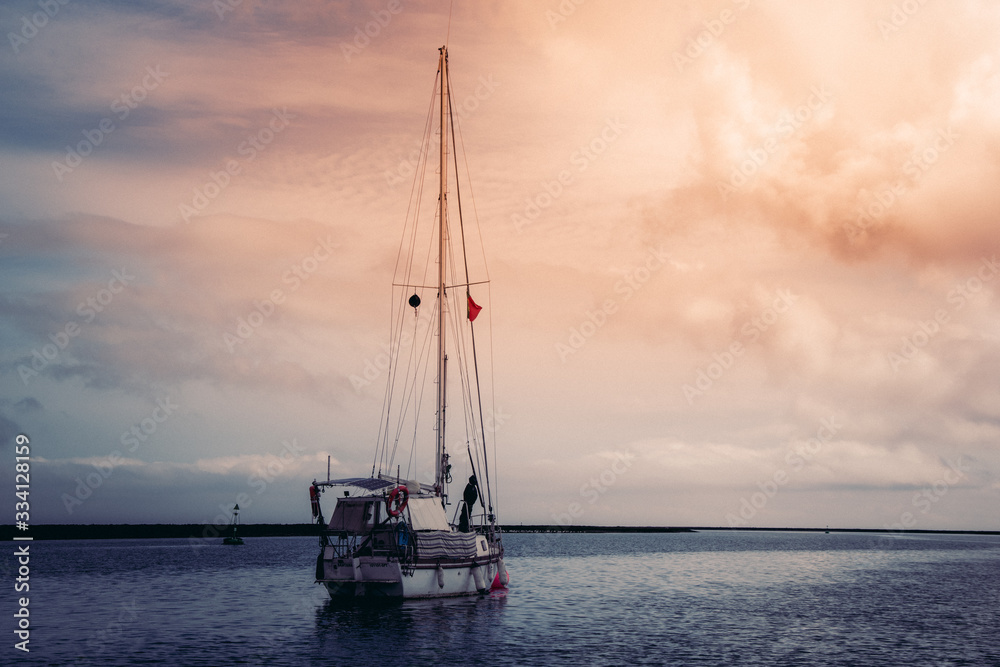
471,564,486,592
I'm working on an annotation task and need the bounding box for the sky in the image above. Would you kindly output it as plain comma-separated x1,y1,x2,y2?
1,0,999,531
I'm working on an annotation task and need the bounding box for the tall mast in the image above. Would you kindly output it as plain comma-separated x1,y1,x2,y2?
435,45,449,494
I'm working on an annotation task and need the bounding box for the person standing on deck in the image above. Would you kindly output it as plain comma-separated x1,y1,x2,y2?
459,475,479,532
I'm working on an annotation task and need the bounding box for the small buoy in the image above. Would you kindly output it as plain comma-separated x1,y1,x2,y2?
408,293,421,309
490,561,509,591
436,566,445,588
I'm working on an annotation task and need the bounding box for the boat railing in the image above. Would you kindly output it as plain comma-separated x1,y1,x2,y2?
320,522,415,562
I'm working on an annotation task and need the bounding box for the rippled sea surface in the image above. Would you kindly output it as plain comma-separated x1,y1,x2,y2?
9,531,1000,666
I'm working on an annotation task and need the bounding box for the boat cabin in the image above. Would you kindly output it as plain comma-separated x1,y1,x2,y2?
327,494,451,535
323,491,483,562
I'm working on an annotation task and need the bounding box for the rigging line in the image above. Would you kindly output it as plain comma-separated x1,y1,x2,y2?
448,90,489,494
445,0,454,48
376,244,415,476
372,332,392,476
380,65,441,476
387,204,429,474
393,280,490,289
374,283,409,476
451,75,499,519
443,232,476,458
447,69,495,515
410,77,441,307
391,304,430,477
403,317,435,481
443,263,485,509
378,71,439,477
405,343,431,482
380,271,418,470
446,276,477,455
389,298,436,471
417,194,438,313
453,83,490,284
386,304,424,471
391,333,426,477
446,70,472,290
406,83,438,306
378,268,416,475
393,68,439,288
391,185,437,471
442,186,481,464
486,280,499,513
458,362,486,506
389,70,437,472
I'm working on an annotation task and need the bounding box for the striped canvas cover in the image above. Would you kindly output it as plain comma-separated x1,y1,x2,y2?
414,531,478,559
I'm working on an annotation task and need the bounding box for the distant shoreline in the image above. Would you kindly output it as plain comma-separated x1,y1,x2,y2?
2,524,998,540
502,525,1000,535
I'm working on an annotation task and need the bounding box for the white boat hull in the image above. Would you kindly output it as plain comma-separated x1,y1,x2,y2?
319,555,504,600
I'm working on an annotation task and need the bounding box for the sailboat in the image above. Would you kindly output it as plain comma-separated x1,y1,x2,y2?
309,46,508,600
222,503,244,545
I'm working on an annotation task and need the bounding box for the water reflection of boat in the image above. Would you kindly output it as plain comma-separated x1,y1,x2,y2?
309,45,507,600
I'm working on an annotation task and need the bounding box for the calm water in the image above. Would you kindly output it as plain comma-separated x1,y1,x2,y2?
7,531,1000,666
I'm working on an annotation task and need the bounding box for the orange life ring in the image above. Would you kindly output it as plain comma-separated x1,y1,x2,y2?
386,485,409,517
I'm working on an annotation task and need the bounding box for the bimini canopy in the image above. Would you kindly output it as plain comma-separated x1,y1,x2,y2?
406,497,451,532
323,477,396,492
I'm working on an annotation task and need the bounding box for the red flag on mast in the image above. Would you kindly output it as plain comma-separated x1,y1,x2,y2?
467,292,482,322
